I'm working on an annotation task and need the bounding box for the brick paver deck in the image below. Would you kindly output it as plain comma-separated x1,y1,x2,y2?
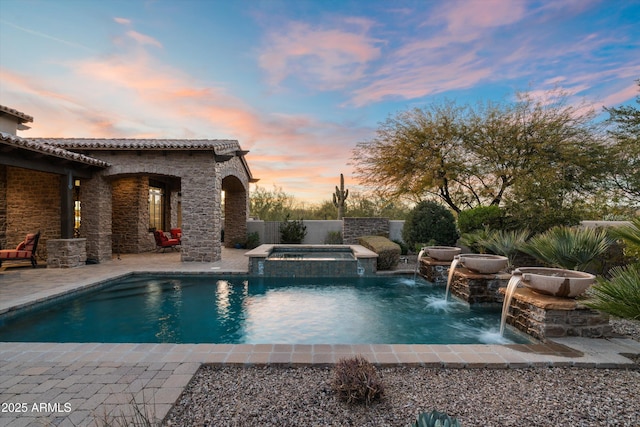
1,249,638,426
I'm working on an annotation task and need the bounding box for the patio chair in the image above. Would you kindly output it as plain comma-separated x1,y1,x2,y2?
0,231,41,268
170,228,182,243
153,230,180,252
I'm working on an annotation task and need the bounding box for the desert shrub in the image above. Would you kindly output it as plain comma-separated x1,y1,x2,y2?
331,355,384,405
609,217,640,261
392,239,409,255
457,205,504,234
324,231,343,244
402,201,459,250
585,264,640,320
279,214,307,243
246,232,260,249
520,226,613,272
359,235,400,270
479,229,530,269
458,227,492,253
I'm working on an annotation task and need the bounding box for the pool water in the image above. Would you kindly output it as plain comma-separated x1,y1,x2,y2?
0,275,531,344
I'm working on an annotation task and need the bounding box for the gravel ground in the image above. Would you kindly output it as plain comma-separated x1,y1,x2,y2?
165,318,640,427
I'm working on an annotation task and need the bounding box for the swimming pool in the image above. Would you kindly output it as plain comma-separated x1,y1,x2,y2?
0,274,532,344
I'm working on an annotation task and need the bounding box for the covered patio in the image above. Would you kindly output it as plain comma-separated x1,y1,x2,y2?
0,105,256,267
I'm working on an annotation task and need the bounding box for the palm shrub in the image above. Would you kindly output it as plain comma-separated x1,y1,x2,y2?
609,217,640,261
520,226,613,271
458,227,492,253
479,229,530,269
584,217,640,320
585,264,640,320
402,201,459,250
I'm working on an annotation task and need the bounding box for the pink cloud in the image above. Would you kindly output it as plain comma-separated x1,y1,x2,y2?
434,0,527,40
126,30,163,48
114,17,132,25
3,25,371,201
259,20,381,90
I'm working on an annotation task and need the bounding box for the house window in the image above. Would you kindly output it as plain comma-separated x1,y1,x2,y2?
149,185,165,231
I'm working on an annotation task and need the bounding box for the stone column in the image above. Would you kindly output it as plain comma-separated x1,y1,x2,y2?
79,175,112,262
180,157,221,262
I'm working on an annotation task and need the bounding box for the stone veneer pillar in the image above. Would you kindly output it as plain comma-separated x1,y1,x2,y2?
46,238,87,268
79,175,112,262
180,157,221,262
419,257,452,285
449,268,510,304
503,288,612,340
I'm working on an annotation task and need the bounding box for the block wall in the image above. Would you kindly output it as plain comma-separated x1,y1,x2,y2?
6,167,60,261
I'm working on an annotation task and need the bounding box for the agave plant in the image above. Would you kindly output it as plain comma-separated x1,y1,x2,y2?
520,226,613,271
479,229,530,269
584,264,640,320
408,410,462,427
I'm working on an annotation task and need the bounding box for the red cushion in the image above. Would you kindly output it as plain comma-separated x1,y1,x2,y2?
162,238,180,247
0,249,32,260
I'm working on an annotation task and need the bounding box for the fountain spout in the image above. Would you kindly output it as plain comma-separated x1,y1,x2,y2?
500,270,523,336
413,247,426,283
444,255,461,301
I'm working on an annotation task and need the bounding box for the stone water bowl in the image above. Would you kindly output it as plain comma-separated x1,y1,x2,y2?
514,267,596,298
425,246,461,261
457,254,509,274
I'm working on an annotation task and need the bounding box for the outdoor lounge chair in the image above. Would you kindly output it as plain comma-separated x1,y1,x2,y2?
170,228,182,243
0,231,40,268
153,230,180,252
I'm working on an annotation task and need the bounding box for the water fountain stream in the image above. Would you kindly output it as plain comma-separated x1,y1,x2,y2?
413,248,426,283
500,272,522,335
444,256,460,301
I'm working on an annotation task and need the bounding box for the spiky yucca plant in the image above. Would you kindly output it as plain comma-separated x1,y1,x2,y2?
609,217,640,260
585,264,640,320
520,226,612,271
480,229,530,269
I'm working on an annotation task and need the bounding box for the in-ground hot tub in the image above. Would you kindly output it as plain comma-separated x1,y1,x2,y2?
245,245,378,277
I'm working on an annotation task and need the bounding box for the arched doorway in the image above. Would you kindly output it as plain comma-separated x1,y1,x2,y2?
221,175,247,248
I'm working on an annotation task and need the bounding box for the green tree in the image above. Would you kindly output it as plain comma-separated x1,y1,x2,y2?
249,185,295,221
604,80,640,205
352,90,608,223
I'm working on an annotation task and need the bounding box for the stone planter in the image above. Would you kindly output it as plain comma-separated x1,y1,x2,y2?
457,254,508,274
425,246,461,261
515,267,596,298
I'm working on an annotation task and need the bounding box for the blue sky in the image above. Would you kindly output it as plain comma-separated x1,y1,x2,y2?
1,0,639,202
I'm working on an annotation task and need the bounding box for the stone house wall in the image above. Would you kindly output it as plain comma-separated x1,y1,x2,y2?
343,217,390,244
79,150,248,263
5,167,60,260
0,165,6,249
219,158,250,248
112,176,155,253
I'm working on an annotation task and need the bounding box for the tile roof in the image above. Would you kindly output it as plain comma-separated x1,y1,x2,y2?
40,138,242,154
0,105,34,123
0,132,111,167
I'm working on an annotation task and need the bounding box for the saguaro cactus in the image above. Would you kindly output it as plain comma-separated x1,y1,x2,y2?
332,173,349,220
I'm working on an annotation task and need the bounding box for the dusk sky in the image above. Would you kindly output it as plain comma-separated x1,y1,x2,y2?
1,0,639,203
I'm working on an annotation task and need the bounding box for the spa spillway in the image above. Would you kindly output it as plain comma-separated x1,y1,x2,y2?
245,245,378,277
